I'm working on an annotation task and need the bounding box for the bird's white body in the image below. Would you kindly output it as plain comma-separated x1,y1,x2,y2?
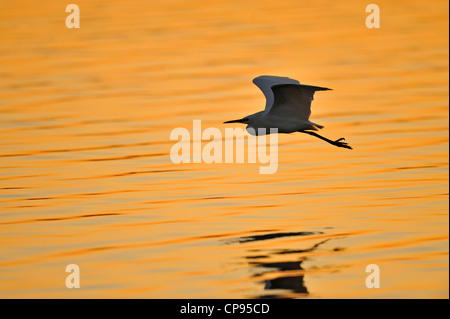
245,111,319,135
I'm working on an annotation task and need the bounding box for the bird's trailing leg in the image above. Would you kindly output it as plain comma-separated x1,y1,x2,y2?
300,131,353,150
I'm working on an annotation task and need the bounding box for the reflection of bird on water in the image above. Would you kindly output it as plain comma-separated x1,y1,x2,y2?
224,75,352,149
226,231,333,299
250,239,330,299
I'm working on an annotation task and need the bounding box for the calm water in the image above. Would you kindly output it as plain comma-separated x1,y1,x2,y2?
0,0,448,298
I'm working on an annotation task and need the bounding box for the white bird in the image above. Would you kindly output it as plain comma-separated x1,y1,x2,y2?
224,75,352,149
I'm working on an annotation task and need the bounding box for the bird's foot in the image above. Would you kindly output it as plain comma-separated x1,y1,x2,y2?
333,138,352,150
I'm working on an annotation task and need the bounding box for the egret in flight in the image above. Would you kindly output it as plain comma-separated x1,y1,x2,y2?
224,76,352,149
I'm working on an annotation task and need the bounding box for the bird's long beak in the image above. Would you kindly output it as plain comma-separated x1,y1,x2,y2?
223,118,245,124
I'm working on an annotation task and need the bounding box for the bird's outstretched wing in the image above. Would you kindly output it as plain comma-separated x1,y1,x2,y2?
253,76,300,113
253,75,331,120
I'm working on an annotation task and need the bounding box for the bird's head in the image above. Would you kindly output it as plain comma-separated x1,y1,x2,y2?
224,115,262,136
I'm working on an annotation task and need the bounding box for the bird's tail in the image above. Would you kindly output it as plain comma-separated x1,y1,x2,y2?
311,122,324,130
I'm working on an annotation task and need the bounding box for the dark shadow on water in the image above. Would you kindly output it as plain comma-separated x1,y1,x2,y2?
249,239,330,299
226,230,339,299
227,231,320,244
